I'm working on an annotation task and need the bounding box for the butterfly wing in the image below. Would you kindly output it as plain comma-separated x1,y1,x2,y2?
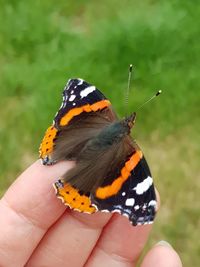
39,78,117,164
92,152,157,225
53,78,112,128
39,78,157,225
53,134,136,215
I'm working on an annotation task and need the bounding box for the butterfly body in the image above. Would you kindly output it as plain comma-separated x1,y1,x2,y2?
80,115,135,153
39,78,157,225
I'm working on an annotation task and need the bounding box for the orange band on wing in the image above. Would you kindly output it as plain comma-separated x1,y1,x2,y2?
54,182,97,213
60,99,111,126
39,125,58,158
95,150,143,199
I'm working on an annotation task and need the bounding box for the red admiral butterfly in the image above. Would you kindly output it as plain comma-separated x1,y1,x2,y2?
39,77,158,225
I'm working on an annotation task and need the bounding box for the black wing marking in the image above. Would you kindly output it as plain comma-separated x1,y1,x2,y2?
54,78,109,127
91,157,157,225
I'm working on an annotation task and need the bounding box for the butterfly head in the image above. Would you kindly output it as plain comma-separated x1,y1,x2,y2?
124,112,136,130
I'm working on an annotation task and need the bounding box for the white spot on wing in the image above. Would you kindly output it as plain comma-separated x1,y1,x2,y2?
122,192,126,196
125,198,135,206
121,213,129,218
142,204,147,210
101,209,110,213
148,200,157,207
134,205,139,210
137,221,153,225
78,79,83,85
111,209,121,214
69,95,76,102
80,86,96,98
133,176,153,195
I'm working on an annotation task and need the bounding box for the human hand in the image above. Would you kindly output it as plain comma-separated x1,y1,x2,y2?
0,161,182,266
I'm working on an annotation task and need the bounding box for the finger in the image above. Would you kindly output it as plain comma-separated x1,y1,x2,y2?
85,214,152,267
141,241,182,267
0,160,73,267
27,210,111,267
27,187,160,266
85,189,160,267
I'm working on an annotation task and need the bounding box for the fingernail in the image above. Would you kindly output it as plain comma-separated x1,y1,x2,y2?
155,240,172,248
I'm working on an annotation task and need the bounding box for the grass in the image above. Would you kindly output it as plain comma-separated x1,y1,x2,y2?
0,0,200,265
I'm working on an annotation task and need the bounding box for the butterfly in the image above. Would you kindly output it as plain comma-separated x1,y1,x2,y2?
39,78,157,225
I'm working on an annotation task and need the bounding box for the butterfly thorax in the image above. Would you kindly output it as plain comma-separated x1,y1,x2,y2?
79,119,131,156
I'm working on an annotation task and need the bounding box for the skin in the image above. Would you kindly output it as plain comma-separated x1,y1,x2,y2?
0,160,182,267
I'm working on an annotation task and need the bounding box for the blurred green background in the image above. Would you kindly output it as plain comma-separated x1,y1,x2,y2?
0,0,199,265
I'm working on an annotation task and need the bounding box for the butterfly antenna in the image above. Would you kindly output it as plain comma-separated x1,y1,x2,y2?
136,90,162,111
125,64,133,113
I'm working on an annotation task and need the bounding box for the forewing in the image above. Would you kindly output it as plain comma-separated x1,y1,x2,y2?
51,109,117,162
54,78,112,128
39,78,117,164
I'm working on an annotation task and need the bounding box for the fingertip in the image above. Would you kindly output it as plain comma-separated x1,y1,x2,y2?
0,159,77,267
33,159,75,180
2,159,75,231
93,213,153,264
141,241,182,267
